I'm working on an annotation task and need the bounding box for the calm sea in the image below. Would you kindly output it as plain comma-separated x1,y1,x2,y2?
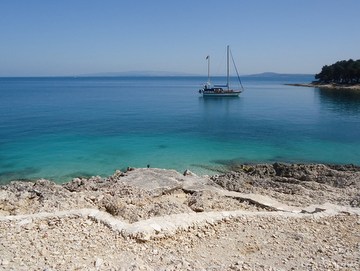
1,75,360,184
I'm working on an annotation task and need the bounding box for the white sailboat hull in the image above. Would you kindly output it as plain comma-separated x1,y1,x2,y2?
201,90,241,97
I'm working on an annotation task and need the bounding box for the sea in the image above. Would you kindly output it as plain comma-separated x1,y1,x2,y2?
1,75,360,184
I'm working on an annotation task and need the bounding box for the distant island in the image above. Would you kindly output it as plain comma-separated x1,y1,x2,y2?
78,71,200,77
245,72,312,78
288,59,360,90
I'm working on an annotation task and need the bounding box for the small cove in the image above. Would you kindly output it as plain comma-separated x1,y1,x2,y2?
1,75,360,183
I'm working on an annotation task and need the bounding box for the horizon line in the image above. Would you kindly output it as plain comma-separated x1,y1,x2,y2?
0,71,315,78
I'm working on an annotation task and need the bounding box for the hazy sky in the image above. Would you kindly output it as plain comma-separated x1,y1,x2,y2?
1,0,359,76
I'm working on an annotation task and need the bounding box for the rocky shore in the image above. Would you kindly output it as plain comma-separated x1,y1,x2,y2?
1,163,360,270
286,82,360,91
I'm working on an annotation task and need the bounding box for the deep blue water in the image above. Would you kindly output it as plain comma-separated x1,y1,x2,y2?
1,75,360,184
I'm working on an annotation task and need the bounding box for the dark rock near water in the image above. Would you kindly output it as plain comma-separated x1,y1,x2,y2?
211,163,360,207
350,194,360,207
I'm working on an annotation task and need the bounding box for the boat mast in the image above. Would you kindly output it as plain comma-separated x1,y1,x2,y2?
207,55,210,85
226,45,230,90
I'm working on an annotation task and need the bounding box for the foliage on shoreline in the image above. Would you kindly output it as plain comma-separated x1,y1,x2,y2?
315,59,360,84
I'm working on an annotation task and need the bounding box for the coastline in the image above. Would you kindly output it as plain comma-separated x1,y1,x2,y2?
1,163,360,270
286,82,360,91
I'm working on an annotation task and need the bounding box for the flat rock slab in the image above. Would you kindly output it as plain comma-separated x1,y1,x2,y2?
120,168,186,195
121,168,214,195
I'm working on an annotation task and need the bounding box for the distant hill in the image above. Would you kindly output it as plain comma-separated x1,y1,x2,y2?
245,72,314,77
78,71,200,77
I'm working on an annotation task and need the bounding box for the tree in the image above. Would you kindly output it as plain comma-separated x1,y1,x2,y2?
315,59,360,84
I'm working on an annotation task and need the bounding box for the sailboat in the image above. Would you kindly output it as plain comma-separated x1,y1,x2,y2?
199,45,244,97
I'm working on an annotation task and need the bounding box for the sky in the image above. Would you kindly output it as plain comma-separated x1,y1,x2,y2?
0,0,359,76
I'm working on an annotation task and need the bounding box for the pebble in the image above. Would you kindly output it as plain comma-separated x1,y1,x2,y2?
94,258,103,269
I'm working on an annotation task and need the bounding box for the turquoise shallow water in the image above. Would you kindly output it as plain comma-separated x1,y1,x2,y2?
1,75,360,183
